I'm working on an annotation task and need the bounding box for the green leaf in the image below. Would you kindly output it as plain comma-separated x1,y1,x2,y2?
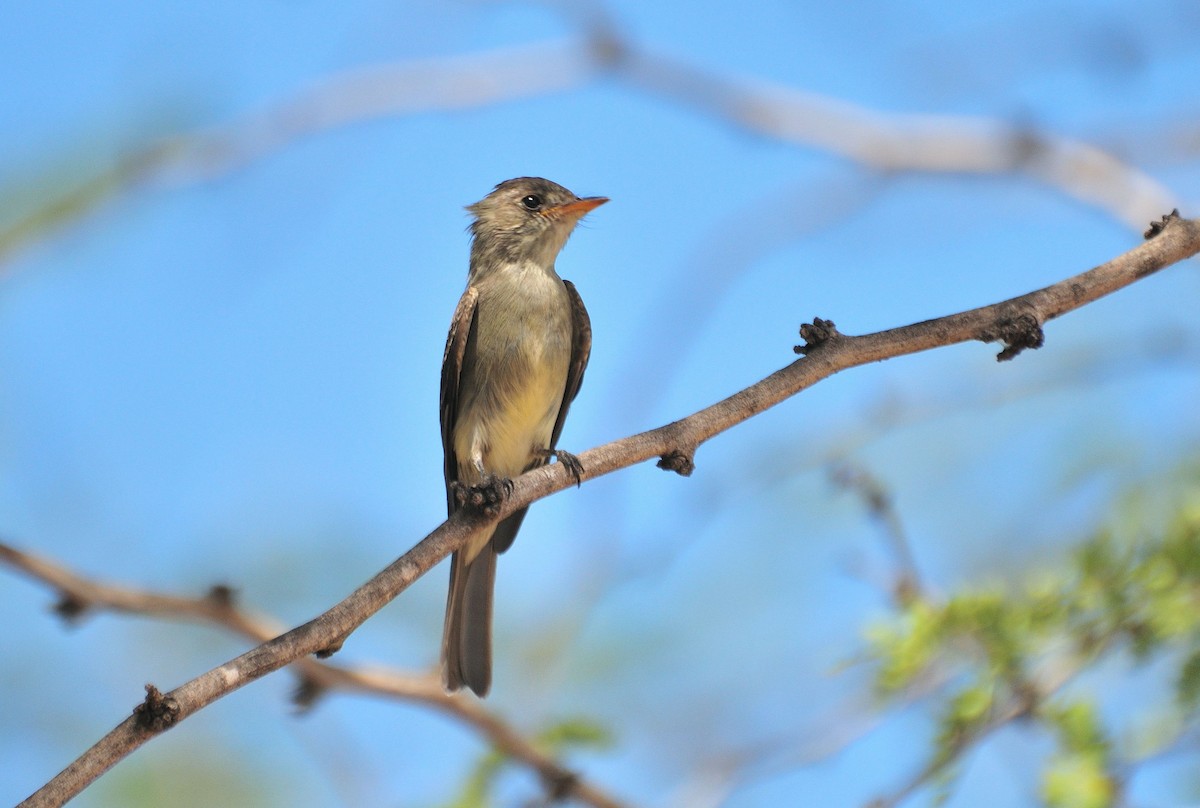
437,716,613,808
1041,753,1115,808
1041,701,1108,757
440,749,505,808
867,599,942,693
932,680,995,769
535,716,615,752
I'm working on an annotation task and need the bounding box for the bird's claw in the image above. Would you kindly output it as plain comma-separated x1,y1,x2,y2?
451,475,513,518
539,448,585,486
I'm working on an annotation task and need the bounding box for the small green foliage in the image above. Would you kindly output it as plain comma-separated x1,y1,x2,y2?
1041,701,1109,758
443,749,505,808
1042,752,1115,808
864,473,1200,806
953,679,996,725
868,600,942,694
534,716,615,752
932,679,996,768
439,716,613,808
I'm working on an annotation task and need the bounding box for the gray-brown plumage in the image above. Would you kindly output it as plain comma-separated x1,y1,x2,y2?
440,177,605,697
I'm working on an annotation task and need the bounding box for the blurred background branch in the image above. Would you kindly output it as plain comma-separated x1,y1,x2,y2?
1,7,1184,267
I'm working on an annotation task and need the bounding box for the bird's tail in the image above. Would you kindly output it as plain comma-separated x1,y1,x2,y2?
441,542,497,697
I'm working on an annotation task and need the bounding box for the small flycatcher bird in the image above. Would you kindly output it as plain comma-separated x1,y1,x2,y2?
440,177,606,696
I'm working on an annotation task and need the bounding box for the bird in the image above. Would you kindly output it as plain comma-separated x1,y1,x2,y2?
439,177,606,696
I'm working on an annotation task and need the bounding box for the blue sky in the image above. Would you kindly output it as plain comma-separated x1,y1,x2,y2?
3,2,1200,806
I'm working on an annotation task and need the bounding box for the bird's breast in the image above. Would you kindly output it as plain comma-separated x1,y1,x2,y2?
455,264,573,478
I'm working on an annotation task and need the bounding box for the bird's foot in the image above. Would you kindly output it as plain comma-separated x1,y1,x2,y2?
538,448,585,486
451,474,513,518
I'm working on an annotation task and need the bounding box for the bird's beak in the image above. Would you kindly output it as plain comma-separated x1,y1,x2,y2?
548,196,609,220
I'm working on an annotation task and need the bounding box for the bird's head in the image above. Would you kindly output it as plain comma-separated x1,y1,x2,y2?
467,177,607,271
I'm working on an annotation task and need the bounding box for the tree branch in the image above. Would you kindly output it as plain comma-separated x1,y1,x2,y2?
0,542,628,808
14,211,1199,807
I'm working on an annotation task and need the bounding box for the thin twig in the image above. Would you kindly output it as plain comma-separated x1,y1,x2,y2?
13,212,1200,807
830,462,924,605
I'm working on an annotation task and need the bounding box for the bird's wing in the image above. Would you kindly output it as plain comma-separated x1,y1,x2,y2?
440,285,479,514
550,278,592,452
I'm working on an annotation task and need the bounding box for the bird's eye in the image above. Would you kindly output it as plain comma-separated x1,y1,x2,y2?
520,194,543,211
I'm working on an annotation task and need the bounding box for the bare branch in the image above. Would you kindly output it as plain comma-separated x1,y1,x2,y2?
0,543,628,808
14,212,1200,807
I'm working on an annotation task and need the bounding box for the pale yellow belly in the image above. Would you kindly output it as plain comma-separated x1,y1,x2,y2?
454,368,565,481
